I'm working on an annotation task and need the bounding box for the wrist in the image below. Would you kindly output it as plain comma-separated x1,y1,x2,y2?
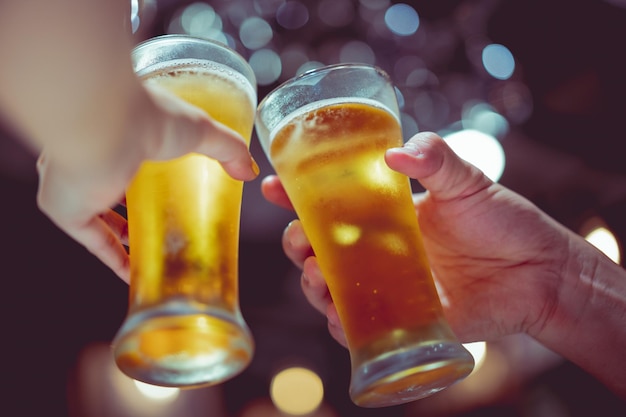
531,230,626,397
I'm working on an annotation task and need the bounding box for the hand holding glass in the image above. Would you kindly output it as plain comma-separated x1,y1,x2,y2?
255,64,474,407
112,35,256,388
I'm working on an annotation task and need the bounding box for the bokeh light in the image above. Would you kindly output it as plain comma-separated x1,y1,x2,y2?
581,217,622,264
249,49,282,85
443,129,506,182
183,3,220,36
394,55,429,87
253,0,286,17
240,17,273,49
276,1,310,30
339,40,376,64
270,367,324,415
167,2,229,45
585,227,621,264
482,43,515,80
133,380,180,402
463,341,488,373
462,101,510,138
384,3,420,36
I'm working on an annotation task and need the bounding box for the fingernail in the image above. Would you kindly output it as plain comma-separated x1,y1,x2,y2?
392,141,423,157
285,220,309,250
250,157,260,176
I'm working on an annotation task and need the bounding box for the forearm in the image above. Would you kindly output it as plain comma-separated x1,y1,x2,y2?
0,0,140,167
534,230,626,398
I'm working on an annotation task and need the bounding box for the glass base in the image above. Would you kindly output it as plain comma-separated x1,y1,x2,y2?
112,300,253,388
349,341,474,408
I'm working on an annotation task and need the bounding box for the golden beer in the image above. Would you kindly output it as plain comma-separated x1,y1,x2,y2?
112,36,256,388
270,101,444,348
257,65,474,407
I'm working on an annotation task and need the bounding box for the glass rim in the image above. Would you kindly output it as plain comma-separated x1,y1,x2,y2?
132,33,245,60
131,34,256,89
258,63,391,109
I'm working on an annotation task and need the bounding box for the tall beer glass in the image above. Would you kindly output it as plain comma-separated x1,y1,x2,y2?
256,64,474,407
112,35,256,388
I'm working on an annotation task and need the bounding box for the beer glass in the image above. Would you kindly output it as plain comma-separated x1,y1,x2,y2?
112,35,256,388
255,64,474,407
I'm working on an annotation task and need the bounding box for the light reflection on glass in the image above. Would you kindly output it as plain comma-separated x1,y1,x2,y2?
395,86,405,109
130,0,140,33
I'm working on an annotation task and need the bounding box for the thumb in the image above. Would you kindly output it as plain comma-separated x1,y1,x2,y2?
384,132,491,201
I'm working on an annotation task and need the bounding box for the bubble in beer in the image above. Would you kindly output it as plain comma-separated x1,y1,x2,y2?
333,223,361,245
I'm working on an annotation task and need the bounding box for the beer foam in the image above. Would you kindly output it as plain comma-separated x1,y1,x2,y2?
269,97,400,143
139,58,257,111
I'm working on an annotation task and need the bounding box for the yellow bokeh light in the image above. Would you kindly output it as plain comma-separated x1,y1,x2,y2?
463,341,487,373
270,367,324,415
133,380,180,402
585,226,621,264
